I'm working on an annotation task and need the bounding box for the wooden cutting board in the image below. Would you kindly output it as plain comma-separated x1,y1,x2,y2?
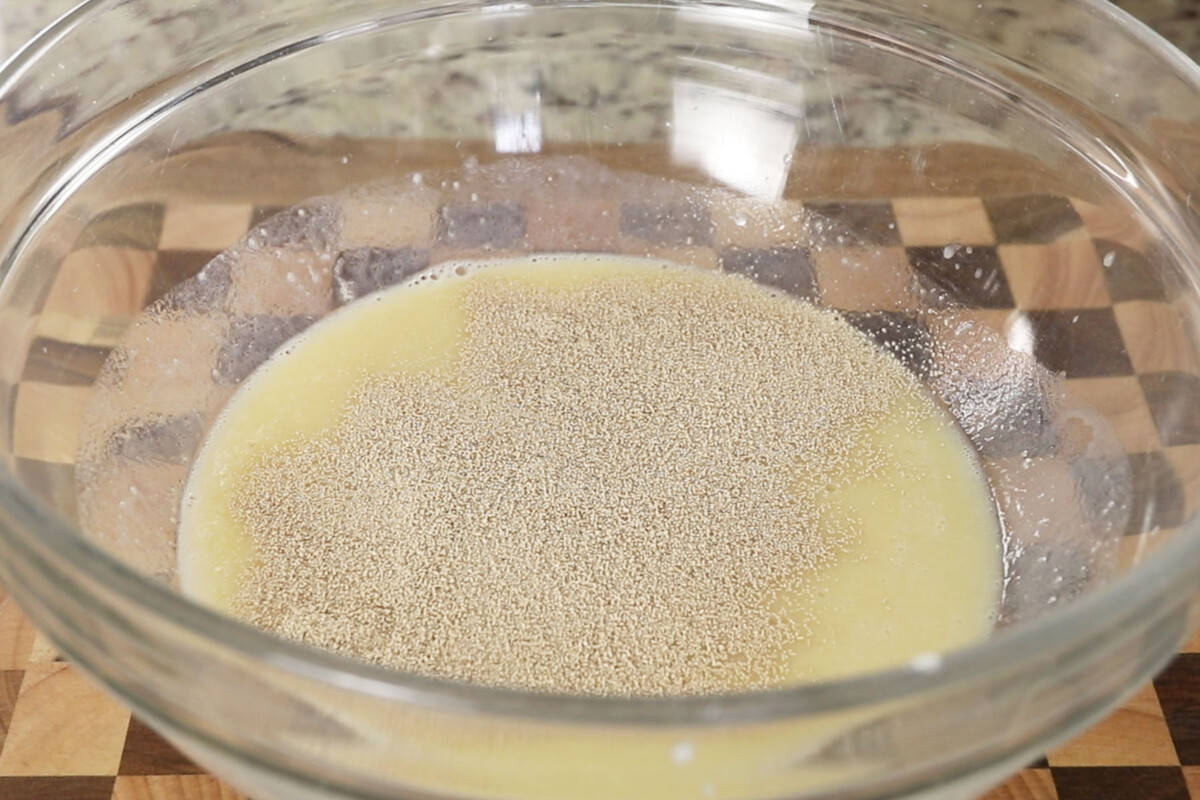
0,134,1198,800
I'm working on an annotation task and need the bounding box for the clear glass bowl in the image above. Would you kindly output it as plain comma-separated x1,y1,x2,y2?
1,1,1199,798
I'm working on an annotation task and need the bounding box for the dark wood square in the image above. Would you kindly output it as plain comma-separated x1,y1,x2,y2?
1052,767,1190,800
438,202,526,248
1154,654,1200,766
1097,239,1171,303
145,250,222,307
0,670,23,756
214,315,318,384
252,202,339,250
620,202,712,246
1,379,14,452
720,247,818,300
984,195,1084,244
1141,372,1200,447
840,311,931,376
118,717,205,776
1125,451,1185,534
20,339,112,386
908,245,1014,308
250,205,286,228
104,414,205,466
13,458,77,521
0,777,115,800
333,247,432,305
156,252,233,313
1024,309,1133,378
805,202,900,246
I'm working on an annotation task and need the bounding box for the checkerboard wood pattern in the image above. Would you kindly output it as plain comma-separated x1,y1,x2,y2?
0,143,1198,799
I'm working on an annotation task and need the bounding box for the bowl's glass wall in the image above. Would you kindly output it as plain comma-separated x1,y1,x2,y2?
0,2,1198,799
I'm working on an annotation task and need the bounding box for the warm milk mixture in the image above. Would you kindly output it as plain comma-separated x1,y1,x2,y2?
179,255,1001,694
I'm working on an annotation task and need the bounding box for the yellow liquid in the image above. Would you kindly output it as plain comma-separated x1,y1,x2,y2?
179,255,1001,687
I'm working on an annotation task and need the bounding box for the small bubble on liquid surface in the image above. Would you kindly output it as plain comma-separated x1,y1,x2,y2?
671,742,695,765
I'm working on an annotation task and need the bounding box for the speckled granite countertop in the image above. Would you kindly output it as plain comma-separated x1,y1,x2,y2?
4,0,1200,62
2,0,1199,150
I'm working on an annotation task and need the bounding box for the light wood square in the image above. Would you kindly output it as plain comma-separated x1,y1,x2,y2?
645,245,720,270
0,310,40,387
88,314,226,427
603,242,719,270
892,196,995,247
112,776,245,800
77,461,190,583
1000,232,1110,310
1047,682,1179,766
1064,376,1161,453
12,382,91,463
159,204,253,252
0,663,129,776
1071,197,1153,251
226,247,334,317
1115,300,1200,374
813,247,915,311
26,632,58,663
340,188,438,249
0,588,35,670
34,313,104,347
525,192,622,253
43,247,157,320
710,197,808,248
978,768,1058,800
985,456,1088,549
1185,767,1200,799
34,314,130,350
1117,527,1175,571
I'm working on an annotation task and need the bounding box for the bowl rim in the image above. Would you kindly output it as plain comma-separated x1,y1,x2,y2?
1,0,1199,729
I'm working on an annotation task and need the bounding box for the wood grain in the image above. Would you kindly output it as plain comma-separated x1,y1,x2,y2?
0,665,129,777
1048,683,1180,767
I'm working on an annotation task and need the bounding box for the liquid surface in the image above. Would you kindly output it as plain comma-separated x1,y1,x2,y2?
179,255,1000,693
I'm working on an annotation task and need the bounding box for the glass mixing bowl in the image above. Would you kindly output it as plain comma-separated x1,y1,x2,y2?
1,0,1199,798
